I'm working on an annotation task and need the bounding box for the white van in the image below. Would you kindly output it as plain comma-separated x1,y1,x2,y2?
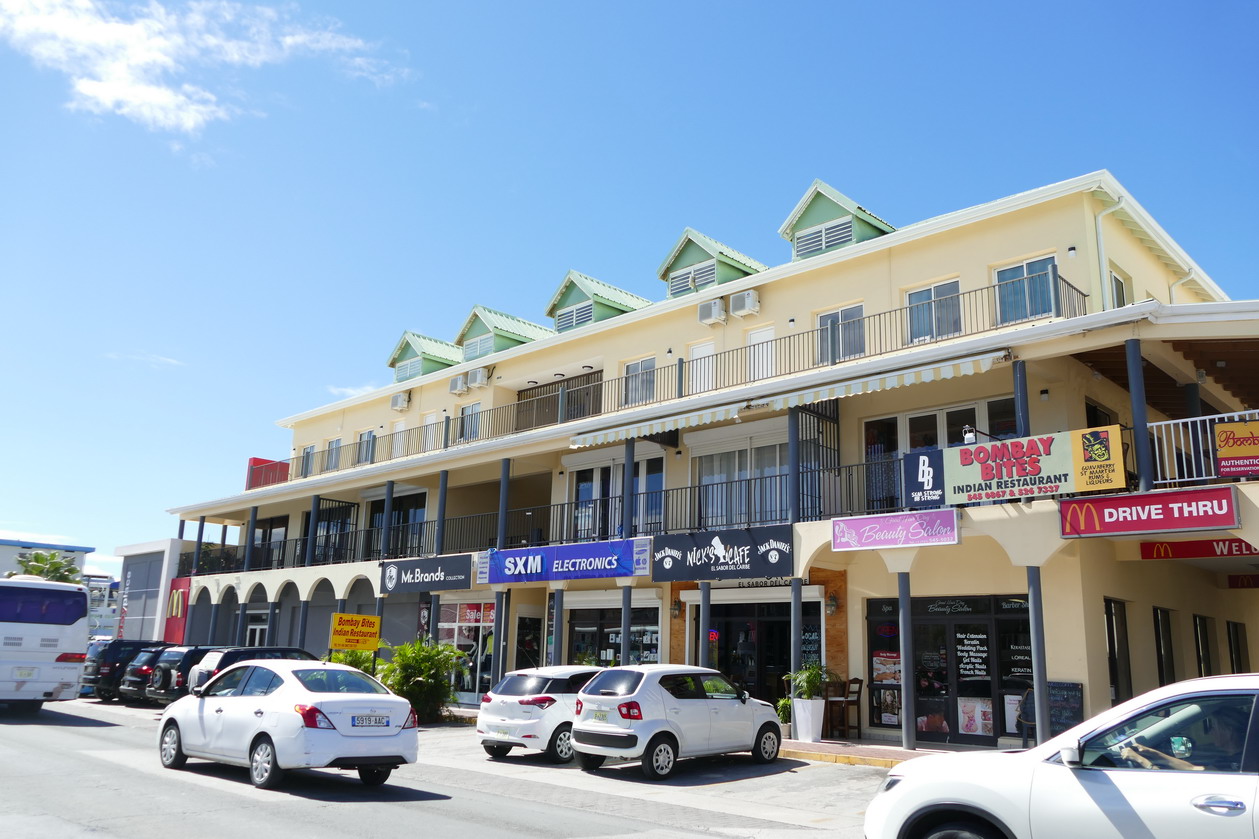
0,575,90,712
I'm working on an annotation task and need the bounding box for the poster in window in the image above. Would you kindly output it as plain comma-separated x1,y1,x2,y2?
916,697,950,733
958,697,993,736
872,650,902,686
878,688,901,725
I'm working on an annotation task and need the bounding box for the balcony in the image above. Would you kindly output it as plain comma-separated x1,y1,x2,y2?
246,271,1087,490
1149,409,1259,487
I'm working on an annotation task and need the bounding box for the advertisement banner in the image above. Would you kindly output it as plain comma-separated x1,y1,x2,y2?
1060,485,1239,538
1140,538,1259,560
381,554,474,594
477,538,650,585
941,425,1124,506
1214,421,1259,477
162,577,190,644
1228,575,1259,589
328,612,381,652
902,449,946,507
832,509,959,551
651,525,793,582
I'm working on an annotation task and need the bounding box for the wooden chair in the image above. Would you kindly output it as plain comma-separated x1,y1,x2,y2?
826,677,863,740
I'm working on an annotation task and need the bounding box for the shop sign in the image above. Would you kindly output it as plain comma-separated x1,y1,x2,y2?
832,508,959,551
328,612,381,652
1228,574,1259,589
1214,420,1259,477
651,525,792,582
477,538,650,585
1060,485,1239,538
1140,538,1259,560
163,577,191,644
381,553,474,593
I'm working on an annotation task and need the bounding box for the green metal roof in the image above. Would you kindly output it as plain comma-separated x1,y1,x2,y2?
386,331,462,367
544,270,652,317
777,179,895,240
456,304,557,346
656,227,768,281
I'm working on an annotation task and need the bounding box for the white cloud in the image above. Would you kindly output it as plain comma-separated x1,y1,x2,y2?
326,383,375,399
0,0,405,134
105,351,185,368
0,527,78,544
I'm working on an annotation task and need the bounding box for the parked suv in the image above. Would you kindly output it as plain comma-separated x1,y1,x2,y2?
81,639,166,702
187,646,318,688
145,646,219,705
117,645,172,703
477,665,602,762
572,664,781,780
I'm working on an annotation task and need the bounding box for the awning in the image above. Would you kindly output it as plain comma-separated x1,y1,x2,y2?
569,350,1009,449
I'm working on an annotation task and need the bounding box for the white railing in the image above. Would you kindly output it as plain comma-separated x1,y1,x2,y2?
1149,409,1259,485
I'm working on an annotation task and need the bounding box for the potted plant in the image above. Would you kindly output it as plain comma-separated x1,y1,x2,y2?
775,695,793,739
784,661,834,743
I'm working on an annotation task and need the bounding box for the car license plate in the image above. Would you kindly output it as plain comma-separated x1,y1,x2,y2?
13,667,36,679
351,715,388,727
592,710,607,722
496,728,510,738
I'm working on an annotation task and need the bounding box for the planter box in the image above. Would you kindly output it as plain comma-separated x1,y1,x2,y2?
791,697,825,743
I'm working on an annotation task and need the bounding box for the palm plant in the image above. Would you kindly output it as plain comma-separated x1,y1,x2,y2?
378,638,464,723
784,661,836,700
7,550,81,583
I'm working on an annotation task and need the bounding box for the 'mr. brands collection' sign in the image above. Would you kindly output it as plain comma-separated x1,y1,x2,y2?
651,526,793,582
381,553,474,593
1060,485,1239,538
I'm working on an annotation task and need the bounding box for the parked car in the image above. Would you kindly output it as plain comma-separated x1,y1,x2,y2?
81,639,165,702
145,646,219,705
188,646,318,687
477,665,602,762
157,660,418,789
571,664,781,780
864,674,1259,839
117,645,173,703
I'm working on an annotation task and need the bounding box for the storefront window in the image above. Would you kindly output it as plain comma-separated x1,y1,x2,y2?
567,607,659,667
438,600,496,695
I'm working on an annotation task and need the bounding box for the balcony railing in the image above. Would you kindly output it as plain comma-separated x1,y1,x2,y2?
1149,409,1259,487
247,272,1087,490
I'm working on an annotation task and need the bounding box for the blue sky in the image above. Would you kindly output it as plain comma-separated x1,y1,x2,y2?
2,1,1256,578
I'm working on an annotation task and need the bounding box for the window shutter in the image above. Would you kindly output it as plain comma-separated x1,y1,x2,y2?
823,218,853,248
574,301,594,327
692,261,716,289
795,227,825,258
556,308,575,331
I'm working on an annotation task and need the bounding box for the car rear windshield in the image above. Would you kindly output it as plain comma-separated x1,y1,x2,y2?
582,670,644,697
130,650,162,667
293,669,389,694
491,674,550,696
0,588,88,625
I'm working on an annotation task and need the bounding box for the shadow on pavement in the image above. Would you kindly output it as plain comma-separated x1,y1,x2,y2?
178,761,452,803
0,706,118,727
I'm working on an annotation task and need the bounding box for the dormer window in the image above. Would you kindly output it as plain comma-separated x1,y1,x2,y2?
394,357,424,383
668,259,717,297
794,216,854,259
463,333,494,361
556,300,594,332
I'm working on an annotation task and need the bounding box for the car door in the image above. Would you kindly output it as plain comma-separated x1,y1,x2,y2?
198,666,253,758
701,673,754,752
658,673,711,755
214,666,283,763
1028,692,1258,839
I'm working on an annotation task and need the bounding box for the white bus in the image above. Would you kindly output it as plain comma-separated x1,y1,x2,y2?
0,575,90,712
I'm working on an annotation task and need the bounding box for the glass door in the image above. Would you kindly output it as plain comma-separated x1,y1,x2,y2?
573,466,612,541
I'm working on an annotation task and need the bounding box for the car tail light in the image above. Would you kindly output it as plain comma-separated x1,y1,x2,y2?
295,705,336,729
402,709,418,729
56,652,86,663
617,701,643,720
100,664,113,675
480,693,492,704
174,671,185,689
575,698,583,714
138,666,153,676
518,696,556,710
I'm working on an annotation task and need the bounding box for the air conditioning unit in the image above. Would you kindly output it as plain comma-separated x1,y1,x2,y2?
467,367,490,388
449,374,468,396
390,391,411,411
729,290,760,317
697,299,726,325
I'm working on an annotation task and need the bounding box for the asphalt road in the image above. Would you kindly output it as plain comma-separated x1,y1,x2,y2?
0,699,886,838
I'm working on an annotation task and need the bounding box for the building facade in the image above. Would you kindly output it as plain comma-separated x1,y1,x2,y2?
166,171,1259,746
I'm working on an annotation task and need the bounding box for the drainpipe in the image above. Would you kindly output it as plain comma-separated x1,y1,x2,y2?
1168,271,1197,304
1094,194,1125,311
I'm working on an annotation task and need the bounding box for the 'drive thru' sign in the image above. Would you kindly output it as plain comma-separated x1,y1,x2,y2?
1060,486,1239,538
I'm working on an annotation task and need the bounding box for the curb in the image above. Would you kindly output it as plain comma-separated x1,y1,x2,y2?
780,746,903,768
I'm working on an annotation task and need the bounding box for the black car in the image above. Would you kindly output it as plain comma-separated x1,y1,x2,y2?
145,646,220,705
117,645,172,703
81,639,166,702
187,646,319,688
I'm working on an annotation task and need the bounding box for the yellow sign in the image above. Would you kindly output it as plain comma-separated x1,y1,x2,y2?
1068,424,1125,491
329,612,382,652
1215,421,1259,477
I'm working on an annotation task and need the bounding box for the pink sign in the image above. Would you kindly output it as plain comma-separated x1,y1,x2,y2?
831,509,959,551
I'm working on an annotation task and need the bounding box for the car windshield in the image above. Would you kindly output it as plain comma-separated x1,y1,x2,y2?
131,650,160,666
491,674,549,696
583,669,644,697
293,668,389,694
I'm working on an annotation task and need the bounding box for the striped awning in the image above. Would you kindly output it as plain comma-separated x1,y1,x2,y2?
569,350,1009,449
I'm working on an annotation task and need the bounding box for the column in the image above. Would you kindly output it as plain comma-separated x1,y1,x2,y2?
296,601,310,650
242,506,258,572
790,578,802,676
499,589,512,681
429,593,441,642
304,496,321,567
1125,338,1155,491
492,589,506,683
435,470,449,555
497,459,510,549
620,584,632,665
897,572,916,750
191,516,205,575
787,408,800,524
1028,566,1050,741
622,438,635,537
698,582,711,668
550,588,565,666
1013,360,1030,437
204,602,220,645
234,602,248,646
381,481,395,559
265,601,279,646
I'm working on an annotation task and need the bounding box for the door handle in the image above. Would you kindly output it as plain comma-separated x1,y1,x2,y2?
214,707,223,714
1192,795,1246,814
254,709,264,717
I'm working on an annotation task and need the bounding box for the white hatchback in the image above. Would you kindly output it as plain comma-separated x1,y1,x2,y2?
865,674,1259,839
571,664,782,780
157,660,418,789
477,665,601,762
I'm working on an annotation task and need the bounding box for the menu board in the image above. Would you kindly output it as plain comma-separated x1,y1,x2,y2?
1018,681,1085,736
801,624,821,664
955,626,990,679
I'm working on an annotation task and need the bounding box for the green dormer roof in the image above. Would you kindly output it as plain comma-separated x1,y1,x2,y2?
544,270,651,318
656,227,768,281
777,179,895,241
455,304,556,346
387,331,461,368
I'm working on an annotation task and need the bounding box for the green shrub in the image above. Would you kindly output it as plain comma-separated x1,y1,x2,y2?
330,649,377,673
378,638,463,723
776,695,792,724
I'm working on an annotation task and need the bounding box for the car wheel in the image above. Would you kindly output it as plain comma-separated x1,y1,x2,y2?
545,723,575,763
483,744,512,760
358,766,392,786
922,821,1002,839
12,700,43,714
150,665,170,691
250,736,286,789
159,723,187,769
576,751,606,771
752,723,781,764
641,734,678,780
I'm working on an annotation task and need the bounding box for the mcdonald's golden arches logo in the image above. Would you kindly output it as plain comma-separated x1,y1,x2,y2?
1151,542,1173,559
1061,501,1101,535
167,588,186,618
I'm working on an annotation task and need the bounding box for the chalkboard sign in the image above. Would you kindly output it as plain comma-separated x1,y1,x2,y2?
1017,681,1085,736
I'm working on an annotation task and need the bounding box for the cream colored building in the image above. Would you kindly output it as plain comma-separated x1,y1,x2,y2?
164,170,1259,747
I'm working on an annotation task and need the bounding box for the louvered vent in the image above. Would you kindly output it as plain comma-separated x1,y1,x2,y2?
795,216,854,258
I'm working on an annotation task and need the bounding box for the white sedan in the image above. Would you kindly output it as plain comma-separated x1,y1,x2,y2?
157,660,418,789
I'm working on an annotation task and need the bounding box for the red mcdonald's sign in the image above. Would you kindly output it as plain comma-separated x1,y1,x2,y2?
1061,486,1239,538
163,577,191,643
1140,538,1259,560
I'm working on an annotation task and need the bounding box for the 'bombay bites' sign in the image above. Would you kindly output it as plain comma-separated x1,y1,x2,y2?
913,424,1125,506
832,508,959,551
328,612,381,652
1060,485,1240,538
380,553,474,594
651,526,793,582
1215,420,1259,477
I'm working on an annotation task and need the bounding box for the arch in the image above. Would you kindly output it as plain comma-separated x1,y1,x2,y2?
339,572,378,601
212,587,240,645
273,581,303,647
304,579,339,654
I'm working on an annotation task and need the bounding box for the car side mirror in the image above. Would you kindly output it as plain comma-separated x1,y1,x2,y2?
739,690,749,704
1059,743,1082,768
190,670,210,692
